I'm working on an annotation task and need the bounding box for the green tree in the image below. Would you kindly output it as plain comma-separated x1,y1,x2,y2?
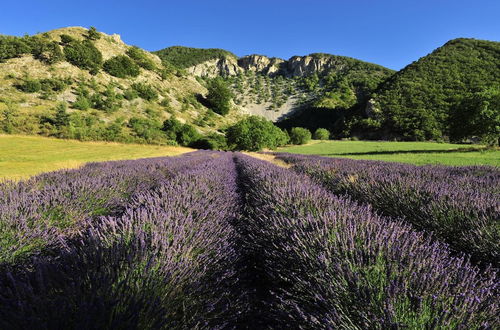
73,95,91,110
63,39,103,74
60,34,75,45
132,83,158,101
162,117,182,139
313,128,330,140
450,88,500,145
17,79,41,93
226,116,288,151
30,38,64,64
290,127,311,145
103,55,140,78
0,36,31,61
90,87,122,113
86,26,101,40
0,101,18,133
161,117,200,146
126,46,156,70
190,133,227,150
177,124,201,146
128,117,164,143
206,77,233,115
54,102,70,129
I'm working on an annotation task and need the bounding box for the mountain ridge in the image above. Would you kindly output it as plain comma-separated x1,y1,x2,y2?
1,27,498,146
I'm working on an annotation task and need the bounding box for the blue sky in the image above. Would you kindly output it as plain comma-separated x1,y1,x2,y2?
1,0,499,70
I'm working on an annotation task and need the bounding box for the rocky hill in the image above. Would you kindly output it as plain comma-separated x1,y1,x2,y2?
1,27,497,146
0,27,243,145
0,28,394,145
156,46,394,121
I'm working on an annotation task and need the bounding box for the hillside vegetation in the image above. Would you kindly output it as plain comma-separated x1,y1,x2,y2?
367,38,500,143
0,27,240,147
154,46,237,69
1,28,498,149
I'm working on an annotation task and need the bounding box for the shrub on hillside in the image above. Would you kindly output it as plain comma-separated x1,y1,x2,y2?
0,36,31,61
206,77,233,116
162,117,201,146
313,128,330,140
53,102,70,137
103,55,140,78
132,83,158,101
30,37,64,64
128,117,164,143
126,46,156,70
177,124,201,146
226,116,289,151
86,26,101,41
158,63,176,80
16,79,42,93
290,127,311,145
60,34,75,45
0,102,18,134
123,88,139,100
190,133,228,150
73,95,91,110
39,78,69,92
63,39,103,74
90,87,122,113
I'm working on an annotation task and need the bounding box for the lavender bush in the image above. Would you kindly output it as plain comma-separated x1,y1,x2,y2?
0,151,212,265
234,154,498,328
275,153,500,267
0,152,243,328
0,151,498,328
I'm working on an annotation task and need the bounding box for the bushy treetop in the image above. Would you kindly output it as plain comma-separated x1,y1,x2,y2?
226,116,288,151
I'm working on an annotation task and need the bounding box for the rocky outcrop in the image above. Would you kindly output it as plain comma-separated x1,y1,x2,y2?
237,55,284,75
285,55,348,76
364,98,380,117
185,57,241,77
186,53,355,78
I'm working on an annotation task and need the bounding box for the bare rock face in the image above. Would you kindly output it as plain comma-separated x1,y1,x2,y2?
111,34,122,43
286,55,347,76
185,53,350,78
186,57,241,77
364,98,381,117
237,55,284,75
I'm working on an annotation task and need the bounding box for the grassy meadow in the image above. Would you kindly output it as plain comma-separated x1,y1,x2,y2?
0,135,193,181
279,140,500,166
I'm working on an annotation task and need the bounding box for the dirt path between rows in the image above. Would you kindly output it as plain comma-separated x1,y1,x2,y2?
242,152,291,168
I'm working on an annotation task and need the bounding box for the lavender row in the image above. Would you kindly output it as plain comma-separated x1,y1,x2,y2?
275,153,500,266
0,152,242,329
234,154,498,328
0,151,214,266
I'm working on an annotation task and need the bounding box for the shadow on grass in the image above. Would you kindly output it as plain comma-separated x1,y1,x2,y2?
324,147,489,157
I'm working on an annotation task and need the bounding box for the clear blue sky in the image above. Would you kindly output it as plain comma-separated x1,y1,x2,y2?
1,0,499,70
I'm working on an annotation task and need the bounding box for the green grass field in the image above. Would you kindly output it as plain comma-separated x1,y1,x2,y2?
0,135,193,181
279,140,500,166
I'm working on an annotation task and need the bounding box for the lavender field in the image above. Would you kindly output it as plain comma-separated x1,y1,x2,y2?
0,151,498,329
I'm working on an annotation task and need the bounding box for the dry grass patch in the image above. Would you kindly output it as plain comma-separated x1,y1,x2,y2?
242,152,291,168
0,135,193,181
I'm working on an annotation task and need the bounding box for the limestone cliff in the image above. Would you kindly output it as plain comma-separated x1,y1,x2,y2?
286,54,349,76
186,57,241,77
237,55,284,75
